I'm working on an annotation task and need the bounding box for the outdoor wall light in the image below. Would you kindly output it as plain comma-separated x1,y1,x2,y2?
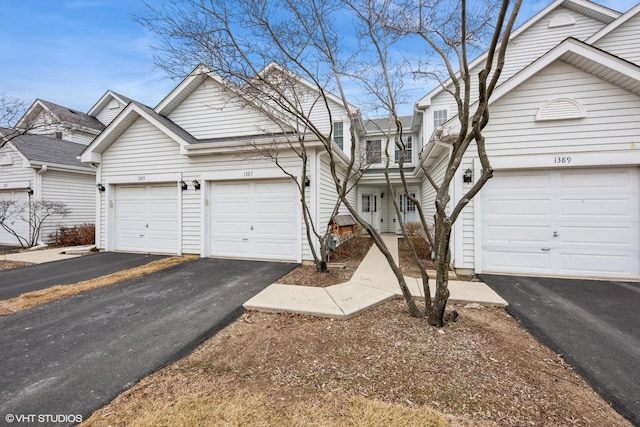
380,192,384,199
463,168,473,184
192,179,201,190
96,183,105,192
305,176,310,187
180,180,188,191
26,187,34,195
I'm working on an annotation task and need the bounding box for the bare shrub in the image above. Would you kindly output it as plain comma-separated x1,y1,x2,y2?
50,223,95,246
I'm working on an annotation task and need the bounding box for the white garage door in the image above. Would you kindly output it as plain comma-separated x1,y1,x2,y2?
481,167,640,279
114,184,179,254
210,180,298,261
0,190,29,245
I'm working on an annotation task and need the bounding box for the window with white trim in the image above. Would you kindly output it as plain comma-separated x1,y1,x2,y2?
433,109,448,127
365,140,382,163
395,135,412,163
333,121,344,150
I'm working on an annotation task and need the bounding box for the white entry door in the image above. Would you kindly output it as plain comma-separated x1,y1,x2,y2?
0,190,29,245
360,193,379,230
481,167,640,279
396,192,418,233
114,184,179,254
210,179,298,261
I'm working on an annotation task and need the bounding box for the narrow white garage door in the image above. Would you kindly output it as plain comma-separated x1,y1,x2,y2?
114,184,179,254
210,180,298,261
481,167,640,279
0,190,29,245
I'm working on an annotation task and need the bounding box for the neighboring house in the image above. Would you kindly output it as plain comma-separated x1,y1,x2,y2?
80,64,353,262
0,92,130,245
414,0,640,280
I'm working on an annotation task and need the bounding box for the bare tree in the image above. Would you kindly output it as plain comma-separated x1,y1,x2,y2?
139,0,522,326
0,200,70,248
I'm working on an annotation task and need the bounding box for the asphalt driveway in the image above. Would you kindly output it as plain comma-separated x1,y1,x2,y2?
0,252,167,300
481,274,640,426
0,258,296,424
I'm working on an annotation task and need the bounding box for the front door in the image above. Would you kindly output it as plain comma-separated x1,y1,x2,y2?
396,192,417,233
361,193,379,231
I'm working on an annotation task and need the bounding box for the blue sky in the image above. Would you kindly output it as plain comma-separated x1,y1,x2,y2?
0,0,637,115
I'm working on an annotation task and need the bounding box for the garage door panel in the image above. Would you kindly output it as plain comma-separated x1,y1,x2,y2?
114,184,178,254
483,250,551,273
485,224,551,245
486,197,551,217
482,167,639,279
210,180,297,261
560,225,633,247
559,251,635,277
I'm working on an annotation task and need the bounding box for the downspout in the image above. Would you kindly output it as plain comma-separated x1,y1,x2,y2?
30,165,49,248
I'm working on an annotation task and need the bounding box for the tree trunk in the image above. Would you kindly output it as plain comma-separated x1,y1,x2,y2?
428,218,452,327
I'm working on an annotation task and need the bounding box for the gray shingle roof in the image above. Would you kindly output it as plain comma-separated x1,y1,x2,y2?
39,99,105,132
363,116,413,133
12,134,92,170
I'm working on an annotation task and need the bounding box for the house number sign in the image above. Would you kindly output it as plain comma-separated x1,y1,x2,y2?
553,156,571,164
137,176,146,182
243,171,254,177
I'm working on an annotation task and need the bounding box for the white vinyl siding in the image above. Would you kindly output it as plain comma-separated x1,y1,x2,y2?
168,79,287,139
422,6,608,141
593,13,640,65
95,100,126,126
0,147,34,186
40,170,95,242
481,62,640,156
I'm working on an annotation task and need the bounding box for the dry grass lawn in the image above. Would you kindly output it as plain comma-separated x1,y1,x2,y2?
83,300,629,426
0,255,197,316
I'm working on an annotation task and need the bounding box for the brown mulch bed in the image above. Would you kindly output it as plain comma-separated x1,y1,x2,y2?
277,235,373,287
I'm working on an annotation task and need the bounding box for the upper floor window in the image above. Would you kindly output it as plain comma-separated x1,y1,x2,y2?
365,140,382,164
333,121,344,150
395,136,412,164
433,109,448,127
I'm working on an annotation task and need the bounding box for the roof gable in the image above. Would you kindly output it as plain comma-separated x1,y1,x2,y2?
80,101,196,163
490,38,640,105
16,99,105,134
415,0,620,108
87,90,133,119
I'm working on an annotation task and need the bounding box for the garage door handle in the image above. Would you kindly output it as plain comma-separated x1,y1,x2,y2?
250,226,254,230
541,248,551,252
145,223,149,228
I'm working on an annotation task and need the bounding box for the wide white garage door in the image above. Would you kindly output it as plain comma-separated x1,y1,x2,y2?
0,190,29,245
481,167,640,279
210,180,298,261
114,184,179,254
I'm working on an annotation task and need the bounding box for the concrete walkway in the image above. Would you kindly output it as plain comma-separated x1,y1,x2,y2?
2,245,95,264
244,234,507,319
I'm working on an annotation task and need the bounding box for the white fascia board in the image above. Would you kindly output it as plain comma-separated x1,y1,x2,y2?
587,3,640,44
490,38,640,104
28,161,95,175
81,103,190,163
15,99,48,130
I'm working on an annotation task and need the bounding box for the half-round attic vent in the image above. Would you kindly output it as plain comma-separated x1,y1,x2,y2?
0,154,13,166
549,13,576,28
536,98,586,121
